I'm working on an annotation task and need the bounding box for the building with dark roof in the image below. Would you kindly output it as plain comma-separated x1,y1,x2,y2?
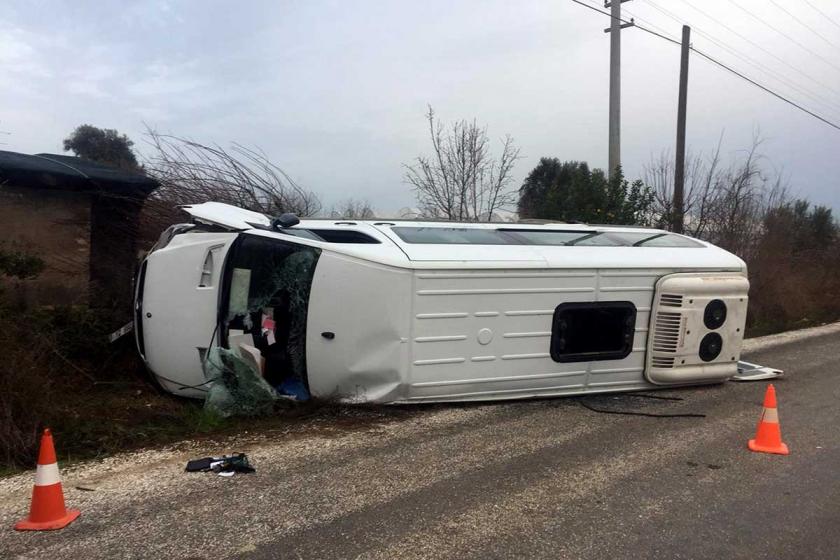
0,150,159,312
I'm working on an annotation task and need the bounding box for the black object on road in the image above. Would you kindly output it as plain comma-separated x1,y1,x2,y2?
185,453,255,475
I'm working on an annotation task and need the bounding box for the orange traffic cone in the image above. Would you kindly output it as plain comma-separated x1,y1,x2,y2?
14,428,81,531
748,384,789,455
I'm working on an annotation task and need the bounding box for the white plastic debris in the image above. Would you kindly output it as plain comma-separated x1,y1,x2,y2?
732,360,784,382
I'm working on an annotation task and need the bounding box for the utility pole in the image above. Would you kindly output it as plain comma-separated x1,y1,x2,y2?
604,0,633,179
673,25,691,234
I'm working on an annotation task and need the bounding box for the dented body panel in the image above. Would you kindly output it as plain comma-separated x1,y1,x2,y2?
305,252,412,402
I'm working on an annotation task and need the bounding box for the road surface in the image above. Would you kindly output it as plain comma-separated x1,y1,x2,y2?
2,324,839,559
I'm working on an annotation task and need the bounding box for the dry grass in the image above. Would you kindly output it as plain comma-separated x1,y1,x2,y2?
0,304,351,472
0,305,213,469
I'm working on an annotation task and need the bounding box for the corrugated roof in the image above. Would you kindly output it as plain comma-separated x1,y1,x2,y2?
0,150,158,197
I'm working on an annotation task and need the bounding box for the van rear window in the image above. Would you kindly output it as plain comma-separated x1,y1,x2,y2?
390,227,702,247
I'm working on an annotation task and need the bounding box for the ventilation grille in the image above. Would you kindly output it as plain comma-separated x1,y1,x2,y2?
651,356,675,369
652,311,682,353
660,293,684,308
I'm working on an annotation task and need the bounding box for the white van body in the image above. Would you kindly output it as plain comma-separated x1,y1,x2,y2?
135,202,749,403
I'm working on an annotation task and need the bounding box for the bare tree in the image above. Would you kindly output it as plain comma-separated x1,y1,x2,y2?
404,106,521,221
643,132,788,258
644,135,724,238
329,198,376,220
140,128,321,238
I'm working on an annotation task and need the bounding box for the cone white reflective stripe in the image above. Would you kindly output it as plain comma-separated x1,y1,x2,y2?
34,462,61,486
761,407,779,424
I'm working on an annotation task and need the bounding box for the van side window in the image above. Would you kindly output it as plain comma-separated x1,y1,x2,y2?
273,228,381,244
550,302,636,363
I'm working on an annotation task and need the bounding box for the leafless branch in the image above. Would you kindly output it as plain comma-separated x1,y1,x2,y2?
643,131,788,259
403,106,521,221
329,198,376,219
139,127,321,240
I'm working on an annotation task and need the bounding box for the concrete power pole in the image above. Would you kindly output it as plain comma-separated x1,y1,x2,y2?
672,25,691,234
605,1,634,179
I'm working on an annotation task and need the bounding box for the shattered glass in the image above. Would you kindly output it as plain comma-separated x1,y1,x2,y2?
259,250,317,386
203,347,277,417
208,234,320,413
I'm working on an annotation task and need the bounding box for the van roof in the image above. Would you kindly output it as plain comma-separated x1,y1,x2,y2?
181,202,746,271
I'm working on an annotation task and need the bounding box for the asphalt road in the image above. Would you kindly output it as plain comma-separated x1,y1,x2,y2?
2,325,839,559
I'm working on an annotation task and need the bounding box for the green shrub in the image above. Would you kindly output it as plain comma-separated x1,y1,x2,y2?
0,247,45,280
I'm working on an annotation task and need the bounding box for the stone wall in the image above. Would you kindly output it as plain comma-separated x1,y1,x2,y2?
0,185,91,307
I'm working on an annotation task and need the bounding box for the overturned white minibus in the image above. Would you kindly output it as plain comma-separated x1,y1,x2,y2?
134,202,749,403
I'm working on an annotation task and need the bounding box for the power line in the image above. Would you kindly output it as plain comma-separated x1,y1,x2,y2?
672,0,840,101
690,49,840,132
570,0,680,45
693,31,840,120
568,0,840,132
802,0,840,32
596,0,680,41
767,0,840,52
725,0,840,74
639,0,840,120
621,7,679,42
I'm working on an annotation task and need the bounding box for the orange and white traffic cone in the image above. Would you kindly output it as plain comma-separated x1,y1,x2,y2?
748,384,790,455
14,428,81,531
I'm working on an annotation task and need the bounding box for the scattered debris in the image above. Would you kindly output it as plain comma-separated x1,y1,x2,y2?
732,360,783,381
185,453,255,476
203,348,278,417
277,376,310,401
107,321,134,343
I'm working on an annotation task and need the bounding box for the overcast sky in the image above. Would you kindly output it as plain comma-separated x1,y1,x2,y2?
2,0,839,213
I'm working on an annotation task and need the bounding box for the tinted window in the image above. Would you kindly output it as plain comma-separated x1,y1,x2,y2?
635,234,703,247
572,233,623,247
573,232,703,247
391,227,514,245
276,228,380,244
275,229,322,241
550,302,636,363
309,229,380,244
499,229,602,246
390,227,702,247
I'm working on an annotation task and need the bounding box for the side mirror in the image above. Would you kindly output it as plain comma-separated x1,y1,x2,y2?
271,213,300,229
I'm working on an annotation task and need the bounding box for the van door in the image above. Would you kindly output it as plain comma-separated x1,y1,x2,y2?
218,233,321,394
